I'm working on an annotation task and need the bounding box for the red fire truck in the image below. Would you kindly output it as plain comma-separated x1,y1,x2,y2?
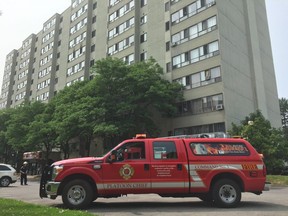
40,134,270,209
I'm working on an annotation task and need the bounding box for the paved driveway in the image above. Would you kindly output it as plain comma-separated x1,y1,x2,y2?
1,181,288,216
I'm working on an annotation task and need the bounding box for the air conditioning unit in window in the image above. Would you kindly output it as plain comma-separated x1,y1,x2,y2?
216,104,224,110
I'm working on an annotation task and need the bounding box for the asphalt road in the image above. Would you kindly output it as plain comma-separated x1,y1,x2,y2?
0,180,288,216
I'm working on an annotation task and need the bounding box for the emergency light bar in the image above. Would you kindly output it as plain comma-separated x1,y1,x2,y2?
135,134,147,139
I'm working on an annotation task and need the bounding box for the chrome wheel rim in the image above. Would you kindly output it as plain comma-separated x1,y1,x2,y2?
67,185,86,205
219,184,237,204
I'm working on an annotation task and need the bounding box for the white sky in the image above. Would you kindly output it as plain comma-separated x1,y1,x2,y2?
0,0,287,99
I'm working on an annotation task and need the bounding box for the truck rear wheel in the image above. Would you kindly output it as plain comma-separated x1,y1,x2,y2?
212,179,241,208
62,179,93,209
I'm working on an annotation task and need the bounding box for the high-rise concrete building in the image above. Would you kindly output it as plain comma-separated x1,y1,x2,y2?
0,0,281,136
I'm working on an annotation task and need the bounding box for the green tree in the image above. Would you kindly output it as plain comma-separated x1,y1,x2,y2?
229,110,288,174
26,103,58,161
0,108,15,163
51,81,105,157
90,57,183,148
6,102,46,153
279,98,288,139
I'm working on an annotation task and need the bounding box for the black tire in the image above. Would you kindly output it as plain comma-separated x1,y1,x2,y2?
0,177,11,187
62,179,93,209
212,179,241,208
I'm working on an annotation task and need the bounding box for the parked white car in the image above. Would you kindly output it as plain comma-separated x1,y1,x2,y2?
0,163,17,187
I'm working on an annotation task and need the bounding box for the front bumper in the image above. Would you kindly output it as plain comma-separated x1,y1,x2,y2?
46,181,61,197
264,181,271,191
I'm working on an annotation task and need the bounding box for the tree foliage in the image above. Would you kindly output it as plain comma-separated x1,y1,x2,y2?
89,57,183,147
50,81,106,157
229,110,288,174
6,101,46,152
279,98,288,140
0,58,183,163
26,103,58,161
0,108,15,163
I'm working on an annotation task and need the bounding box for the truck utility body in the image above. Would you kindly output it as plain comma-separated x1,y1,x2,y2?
40,136,270,209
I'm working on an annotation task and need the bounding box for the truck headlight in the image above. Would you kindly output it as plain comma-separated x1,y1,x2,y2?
52,165,63,180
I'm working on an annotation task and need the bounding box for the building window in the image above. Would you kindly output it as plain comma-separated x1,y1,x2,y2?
140,52,147,61
68,46,86,62
69,32,87,48
165,21,170,31
171,16,217,45
141,0,147,7
92,30,96,37
93,2,97,9
67,61,85,76
140,15,147,25
109,1,135,23
171,0,216,25
174,122,225,136
108,35,134,55
91,44,95,52
176,93,223,116
140,33,147,43
66,76,84,87
172,41,219,69
92,16,96,23
108,17,135,39
70,17,88,35
72,0,85,9
122,54,134,65
109,0,121,7
166,41,170,51
166,62,171,73
165,2,170,12
36,91,49,101
175,66,221,89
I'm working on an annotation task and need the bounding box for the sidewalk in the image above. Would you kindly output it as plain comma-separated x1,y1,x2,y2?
27,175,41,182
16,174,41,182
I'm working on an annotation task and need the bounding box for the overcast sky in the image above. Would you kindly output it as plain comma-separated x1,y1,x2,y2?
0,0,287,99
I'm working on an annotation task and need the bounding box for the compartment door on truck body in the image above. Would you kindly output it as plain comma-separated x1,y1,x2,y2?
101,141,151,195
148,139,190,194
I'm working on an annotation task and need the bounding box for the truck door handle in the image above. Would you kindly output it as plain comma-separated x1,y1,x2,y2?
177,164,182,171
144,164,149,171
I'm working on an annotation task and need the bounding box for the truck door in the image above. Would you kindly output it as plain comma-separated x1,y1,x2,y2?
101,141,151,195
149,139,190,194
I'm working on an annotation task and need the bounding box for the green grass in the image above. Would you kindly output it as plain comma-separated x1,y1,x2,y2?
0,198,94,216
267,175,288,186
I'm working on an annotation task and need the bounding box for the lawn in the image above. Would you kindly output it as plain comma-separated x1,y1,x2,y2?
0,198,94,216
267,175,288,186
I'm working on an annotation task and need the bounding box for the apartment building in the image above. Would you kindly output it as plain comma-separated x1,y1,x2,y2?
0,0,282,136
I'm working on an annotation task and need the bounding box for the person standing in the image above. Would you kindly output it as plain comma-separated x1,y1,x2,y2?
20,161,28,185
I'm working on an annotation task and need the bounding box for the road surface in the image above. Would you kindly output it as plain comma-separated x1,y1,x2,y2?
0,181,287,216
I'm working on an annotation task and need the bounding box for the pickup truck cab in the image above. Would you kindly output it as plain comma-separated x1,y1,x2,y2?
40,135,270,209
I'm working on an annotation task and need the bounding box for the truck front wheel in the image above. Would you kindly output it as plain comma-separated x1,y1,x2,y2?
212,179,241,208
62,179,93,209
